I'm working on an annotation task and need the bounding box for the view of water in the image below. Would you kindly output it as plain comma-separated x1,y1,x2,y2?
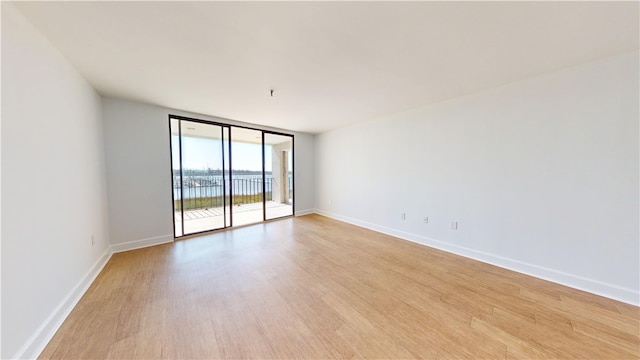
173,174,291,199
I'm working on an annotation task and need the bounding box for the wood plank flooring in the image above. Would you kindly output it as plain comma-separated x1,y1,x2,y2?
40,214,639,359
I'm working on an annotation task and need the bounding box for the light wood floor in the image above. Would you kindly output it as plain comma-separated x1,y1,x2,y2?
40,214,639,359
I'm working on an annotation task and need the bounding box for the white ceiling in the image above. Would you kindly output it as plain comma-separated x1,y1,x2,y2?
13,1,639,134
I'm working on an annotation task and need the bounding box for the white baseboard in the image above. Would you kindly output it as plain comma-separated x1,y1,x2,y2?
295,208,316,216
13,248,113,360
315,209,639,306
110,234,174,253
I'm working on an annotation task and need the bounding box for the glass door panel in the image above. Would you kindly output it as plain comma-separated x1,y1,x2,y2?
264,133,294,220
171,119,227,236
230,127,264,227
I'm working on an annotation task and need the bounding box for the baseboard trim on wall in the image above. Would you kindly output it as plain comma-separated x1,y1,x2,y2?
13,248,113,360
110,234,174,253
295,208,316,216
315,209,639,306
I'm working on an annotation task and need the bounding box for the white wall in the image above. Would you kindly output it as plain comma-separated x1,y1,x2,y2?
315,51,639,305
102,98,315,248
1,3,112,358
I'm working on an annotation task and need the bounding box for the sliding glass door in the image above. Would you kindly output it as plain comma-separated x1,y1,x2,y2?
170,116,294,237
230,127,264,227
171,118,230,236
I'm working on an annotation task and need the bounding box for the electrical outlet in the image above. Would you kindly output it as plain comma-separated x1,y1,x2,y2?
91,235,95,246
423,217,429,224
450,221,458,230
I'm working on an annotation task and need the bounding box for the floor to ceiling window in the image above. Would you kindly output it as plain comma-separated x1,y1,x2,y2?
170,115,294,237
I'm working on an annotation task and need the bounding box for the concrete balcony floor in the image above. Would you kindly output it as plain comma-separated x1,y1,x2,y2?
174,201,293,236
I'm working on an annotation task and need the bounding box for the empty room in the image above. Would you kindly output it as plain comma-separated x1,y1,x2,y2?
1,1,638,359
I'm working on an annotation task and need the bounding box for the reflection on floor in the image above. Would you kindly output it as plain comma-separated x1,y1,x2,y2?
175,201,293,236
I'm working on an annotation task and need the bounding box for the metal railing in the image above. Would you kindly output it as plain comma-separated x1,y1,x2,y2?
173,174,292,211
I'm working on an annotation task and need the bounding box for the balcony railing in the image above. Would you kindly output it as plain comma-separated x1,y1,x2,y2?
173,174,292,211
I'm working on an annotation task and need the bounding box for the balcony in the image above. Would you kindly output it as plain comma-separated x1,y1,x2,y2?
173,175,293,236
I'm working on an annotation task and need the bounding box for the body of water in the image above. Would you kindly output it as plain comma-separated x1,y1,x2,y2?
173,174,291,200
